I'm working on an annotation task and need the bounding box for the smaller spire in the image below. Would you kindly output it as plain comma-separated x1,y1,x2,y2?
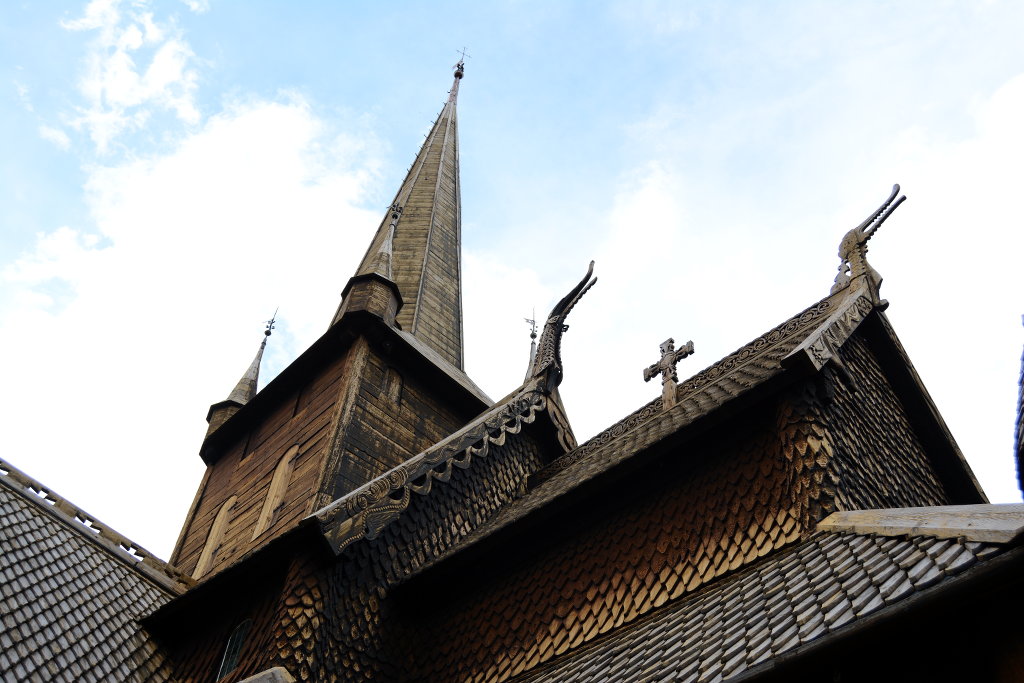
205,313,276,440
360,205,401,281
226,313,276,404
524,311,538,381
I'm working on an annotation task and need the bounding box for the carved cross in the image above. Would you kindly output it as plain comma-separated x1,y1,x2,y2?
643,338,695,409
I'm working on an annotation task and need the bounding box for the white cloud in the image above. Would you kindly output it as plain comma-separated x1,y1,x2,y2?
60,0,120,32
62,0,201,153
38,124,71,149
0,95,383,557
14,80,33,112
180,0,210,13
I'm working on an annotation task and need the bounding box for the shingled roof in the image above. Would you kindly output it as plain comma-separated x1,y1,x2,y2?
416,283,876,565
510,507,1024,683
0,458,189,682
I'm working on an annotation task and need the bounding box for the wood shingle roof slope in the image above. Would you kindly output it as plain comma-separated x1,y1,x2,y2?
0,458,191,682
509,515,1024,683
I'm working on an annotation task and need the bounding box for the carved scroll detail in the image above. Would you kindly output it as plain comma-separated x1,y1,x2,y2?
529,262,598,393
792,291,875,371
314,389,548,554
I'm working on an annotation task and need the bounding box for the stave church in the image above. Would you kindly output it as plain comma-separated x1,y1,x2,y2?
3,62,1024,682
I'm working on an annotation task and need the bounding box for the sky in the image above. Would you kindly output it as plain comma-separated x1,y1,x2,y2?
2,0,1022,560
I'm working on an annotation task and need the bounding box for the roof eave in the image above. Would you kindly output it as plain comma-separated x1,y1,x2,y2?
198,311,491,466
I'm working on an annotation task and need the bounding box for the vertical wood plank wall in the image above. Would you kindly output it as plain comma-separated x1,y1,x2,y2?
173,347,356,576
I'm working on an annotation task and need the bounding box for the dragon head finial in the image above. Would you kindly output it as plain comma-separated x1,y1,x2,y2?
831,184,906,299
529,261,598,393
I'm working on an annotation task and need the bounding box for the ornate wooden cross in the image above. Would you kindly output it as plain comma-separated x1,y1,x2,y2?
643,338,695,409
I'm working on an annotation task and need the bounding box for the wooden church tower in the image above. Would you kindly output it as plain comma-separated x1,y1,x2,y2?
169,60,491,583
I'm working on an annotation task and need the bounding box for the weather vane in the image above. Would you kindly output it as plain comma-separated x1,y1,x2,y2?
524,309,538,381
454,47,471,73
265,308,278,337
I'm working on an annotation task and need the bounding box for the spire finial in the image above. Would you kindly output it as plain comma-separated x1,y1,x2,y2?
454,47,470,79
264,308,277,339
524,310,538,381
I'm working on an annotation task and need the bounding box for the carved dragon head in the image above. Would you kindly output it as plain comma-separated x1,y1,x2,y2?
529,261,598,393
831,184,906,298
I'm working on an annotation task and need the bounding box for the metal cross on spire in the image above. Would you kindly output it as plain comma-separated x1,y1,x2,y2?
453,47,470,78
643,337,695,409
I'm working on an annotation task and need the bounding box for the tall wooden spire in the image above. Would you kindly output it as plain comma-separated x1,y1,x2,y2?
334,62,466,370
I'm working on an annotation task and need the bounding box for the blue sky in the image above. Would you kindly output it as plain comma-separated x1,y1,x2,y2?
2,0,1023,558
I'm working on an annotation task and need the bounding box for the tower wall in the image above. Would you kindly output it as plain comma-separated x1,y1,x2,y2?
173,326,485,580
323,336,472,502
172,347,357,577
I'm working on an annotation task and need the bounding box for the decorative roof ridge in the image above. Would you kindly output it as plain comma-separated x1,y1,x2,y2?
312,380,548,555
0,457,194,594
536,284,871,483
817,503,1024,545
781,282,874,372
424,289,877,568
